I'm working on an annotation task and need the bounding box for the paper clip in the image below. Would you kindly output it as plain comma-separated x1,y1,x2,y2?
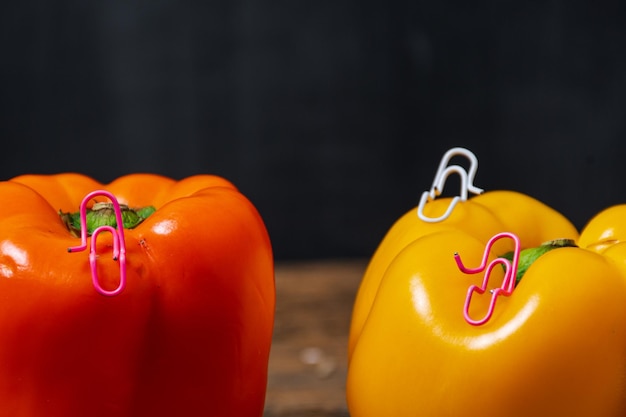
454,232,520,326
417,147,484,223
67,190,127,297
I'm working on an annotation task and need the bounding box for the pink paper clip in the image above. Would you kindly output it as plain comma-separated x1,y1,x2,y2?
67,190,127,297
417,147,484,223
454,232,520,326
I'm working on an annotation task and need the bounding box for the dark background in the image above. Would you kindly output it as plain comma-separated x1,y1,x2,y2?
2,1,626,260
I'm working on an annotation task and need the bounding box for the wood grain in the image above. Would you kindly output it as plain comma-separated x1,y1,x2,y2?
264,259,367,417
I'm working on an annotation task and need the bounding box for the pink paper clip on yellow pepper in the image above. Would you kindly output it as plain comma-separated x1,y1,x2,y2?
347,147,626,417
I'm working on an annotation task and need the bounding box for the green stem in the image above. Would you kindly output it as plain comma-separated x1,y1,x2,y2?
60,203,156,237
501,238,577,285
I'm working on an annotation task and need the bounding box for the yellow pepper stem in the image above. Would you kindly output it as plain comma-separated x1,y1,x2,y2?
501,239,577,285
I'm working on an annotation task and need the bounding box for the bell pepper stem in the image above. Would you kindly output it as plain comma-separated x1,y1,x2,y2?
60,200,155,237
501,238,577,285
65,190,136,297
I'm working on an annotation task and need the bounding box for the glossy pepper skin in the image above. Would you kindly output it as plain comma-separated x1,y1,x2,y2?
0,173,275,417
348,190,579,356
347,192,626,416
579,204,626,276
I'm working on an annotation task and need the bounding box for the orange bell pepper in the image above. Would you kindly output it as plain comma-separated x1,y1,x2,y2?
0,173,275,417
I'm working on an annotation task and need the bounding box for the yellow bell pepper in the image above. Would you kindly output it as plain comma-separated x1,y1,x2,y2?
348,190,579,357
347,229,626,417
579,204,626,253
347,148,626,416
579,204,626,275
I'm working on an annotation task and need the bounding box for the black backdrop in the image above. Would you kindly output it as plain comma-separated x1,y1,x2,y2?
2,1,626,260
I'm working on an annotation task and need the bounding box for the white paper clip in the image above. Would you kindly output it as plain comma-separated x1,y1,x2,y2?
417,147,484,223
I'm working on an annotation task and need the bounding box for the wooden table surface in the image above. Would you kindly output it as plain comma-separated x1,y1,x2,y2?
263,259,367,417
